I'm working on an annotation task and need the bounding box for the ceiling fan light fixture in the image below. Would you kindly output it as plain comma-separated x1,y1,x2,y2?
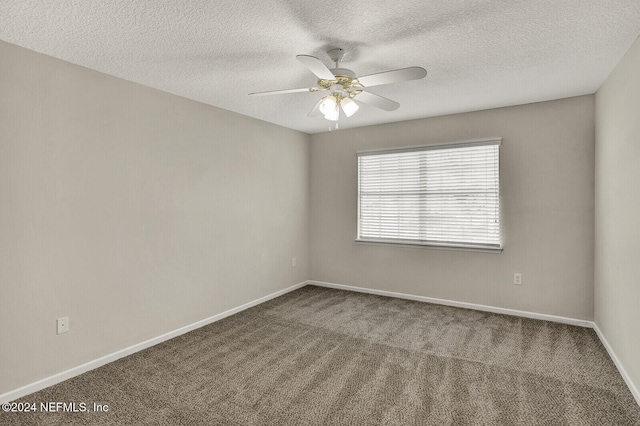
340,97,359,117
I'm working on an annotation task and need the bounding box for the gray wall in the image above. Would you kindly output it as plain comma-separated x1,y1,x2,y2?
310,96,595,320
0,40,310,394
595,35,640,398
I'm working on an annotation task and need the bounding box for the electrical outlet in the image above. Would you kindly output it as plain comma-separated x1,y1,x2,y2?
57,317,69,334
292,258,297,267
514,273,522,285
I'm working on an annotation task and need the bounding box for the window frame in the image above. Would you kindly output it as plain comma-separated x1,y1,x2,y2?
356,138,502,253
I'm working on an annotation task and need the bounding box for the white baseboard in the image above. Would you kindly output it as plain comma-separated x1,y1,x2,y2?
592,323,640,407
308,280,593,327
0,280,309,404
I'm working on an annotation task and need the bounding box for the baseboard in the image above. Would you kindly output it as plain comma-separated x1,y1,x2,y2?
592,323,640,407
308,280,593,328
0,280,309,404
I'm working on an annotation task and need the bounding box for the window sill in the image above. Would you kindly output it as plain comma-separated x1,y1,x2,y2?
355,238,503,253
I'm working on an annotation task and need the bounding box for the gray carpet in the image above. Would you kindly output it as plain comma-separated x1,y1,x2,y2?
2,285,639,425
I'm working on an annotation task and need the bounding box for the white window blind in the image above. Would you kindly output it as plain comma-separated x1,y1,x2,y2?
357,139,501,251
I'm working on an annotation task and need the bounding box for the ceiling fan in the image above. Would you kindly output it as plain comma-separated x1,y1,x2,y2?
249,48,427,122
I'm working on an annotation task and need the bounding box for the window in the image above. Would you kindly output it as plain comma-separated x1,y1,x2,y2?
357,139,501,252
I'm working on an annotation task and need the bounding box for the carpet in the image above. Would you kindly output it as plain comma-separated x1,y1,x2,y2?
2,285,639,425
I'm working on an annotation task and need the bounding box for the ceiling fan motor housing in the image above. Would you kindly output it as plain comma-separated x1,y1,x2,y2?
330,68,356,78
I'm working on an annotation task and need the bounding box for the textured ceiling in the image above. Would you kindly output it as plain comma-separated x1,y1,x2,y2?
2,1,640,134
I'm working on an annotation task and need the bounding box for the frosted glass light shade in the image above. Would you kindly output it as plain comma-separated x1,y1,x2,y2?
320,95,339,121
340,97,359,117
319,96,336,114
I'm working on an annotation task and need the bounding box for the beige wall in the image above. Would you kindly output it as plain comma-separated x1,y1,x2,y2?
0,40,310,394
310,96,595,320
595,36,640,398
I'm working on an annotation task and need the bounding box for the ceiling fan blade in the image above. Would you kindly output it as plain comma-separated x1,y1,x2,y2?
307,98,323,117
356,91,400,111
249,87,319,96
357,67,427,88
296,55,336,80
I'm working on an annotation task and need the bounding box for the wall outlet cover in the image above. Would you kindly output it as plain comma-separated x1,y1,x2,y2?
57,317,69,334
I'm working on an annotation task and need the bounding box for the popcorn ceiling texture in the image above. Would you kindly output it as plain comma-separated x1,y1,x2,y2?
1,0,640,134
